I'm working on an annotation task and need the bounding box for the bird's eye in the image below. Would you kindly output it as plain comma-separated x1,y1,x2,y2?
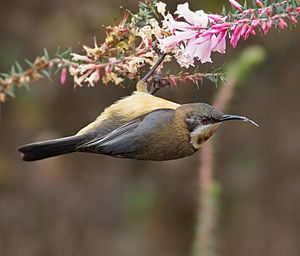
201,116,209,124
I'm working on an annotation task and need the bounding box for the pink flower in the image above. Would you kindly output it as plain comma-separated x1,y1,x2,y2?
160,3,229,66
175,3,208,27
227,0,243,12
156,2,166,16
207,14,224,23
86,69,100,86
290,15,298,24
191,35,214,63
71,53,92,62
212,31,227,54
163,14,190,32
230,25,242,48
254,0,263,8
60,67,67,85
160,3,218,65
261,20,272,35
286,5,294,12
159,1,299,68
105,63,112,73
278,18,288,30
240,24,248,37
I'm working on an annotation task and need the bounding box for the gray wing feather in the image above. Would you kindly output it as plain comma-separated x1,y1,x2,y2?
77,108,174,158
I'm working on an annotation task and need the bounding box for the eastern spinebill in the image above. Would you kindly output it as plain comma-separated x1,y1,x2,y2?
18,82,258,161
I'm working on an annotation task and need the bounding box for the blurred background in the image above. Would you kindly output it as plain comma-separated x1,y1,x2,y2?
1,0,300,256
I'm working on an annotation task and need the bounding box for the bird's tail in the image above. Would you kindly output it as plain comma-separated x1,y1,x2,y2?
18,135,87,161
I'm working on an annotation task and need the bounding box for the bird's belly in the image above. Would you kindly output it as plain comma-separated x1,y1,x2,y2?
134,138,195,161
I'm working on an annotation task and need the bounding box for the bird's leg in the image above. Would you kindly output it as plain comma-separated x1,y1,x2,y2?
148,75,170,95
136,50,166,93
141,53,166,83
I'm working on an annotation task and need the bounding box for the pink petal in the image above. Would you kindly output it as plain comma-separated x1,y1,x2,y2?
211,22,231,30
160,35,179,49
184,41,199,60
227,0,243,12
60,67,67,85
182,36,213,64
261,21,269,35
159,30,198,52
199,38,213,63
174,30,199,41
207,14,224,22
212,31,227,54
290,15,298,24
240,24,248,36
175,3,208,27
244,25,254,40
164,14,191,31
255,0,263,8
160,30,198,52
230,25,242,48
191,36,213,63
278,18,288,29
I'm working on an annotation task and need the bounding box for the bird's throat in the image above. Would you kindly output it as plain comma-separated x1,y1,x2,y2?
190,124,220,149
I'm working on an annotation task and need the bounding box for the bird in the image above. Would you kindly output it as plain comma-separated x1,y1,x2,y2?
17,84,258,161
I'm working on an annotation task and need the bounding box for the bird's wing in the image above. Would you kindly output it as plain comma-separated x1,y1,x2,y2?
77,108,174,158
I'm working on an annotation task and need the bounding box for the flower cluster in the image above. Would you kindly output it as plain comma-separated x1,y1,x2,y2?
66,9,164,87
159,0,300,67
0,0,299,102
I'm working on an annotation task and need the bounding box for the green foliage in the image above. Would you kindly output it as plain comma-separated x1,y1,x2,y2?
202,67,227,87
131,0,158,26
226,46,266,86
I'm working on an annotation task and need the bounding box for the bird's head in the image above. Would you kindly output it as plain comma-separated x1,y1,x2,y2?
177,103,258,149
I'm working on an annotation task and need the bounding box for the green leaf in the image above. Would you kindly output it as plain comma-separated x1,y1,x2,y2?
43,48,49,60
195,79,200,89
15,61,23,73
56,45,61,55
6,86,15,98
25,59,35,68
10,65,16,75
48,66,52,79
222,6,227,16
57,47,72,59
207,18,211,28
41,70,52,81
0,73,10,78
54,66,63,75
23,82,30,90
264,0,269,7
276,4,284,14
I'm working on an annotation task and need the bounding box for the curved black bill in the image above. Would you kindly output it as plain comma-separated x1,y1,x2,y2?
221,114,259,127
